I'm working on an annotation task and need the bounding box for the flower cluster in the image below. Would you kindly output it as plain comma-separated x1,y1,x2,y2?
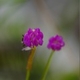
22,28,43,48
47,35,65,51
22,28,65,51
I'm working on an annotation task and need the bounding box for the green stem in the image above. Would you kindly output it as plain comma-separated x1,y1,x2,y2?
26,47,36,80
26,69,30,80
41,50,54,80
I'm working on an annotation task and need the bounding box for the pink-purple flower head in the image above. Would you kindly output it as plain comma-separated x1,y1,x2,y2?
47,35,65,51
22,28,43,48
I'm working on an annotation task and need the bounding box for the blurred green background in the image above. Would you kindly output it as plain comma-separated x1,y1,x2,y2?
0,0,79,80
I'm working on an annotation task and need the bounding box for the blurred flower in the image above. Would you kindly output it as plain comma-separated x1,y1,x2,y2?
22,28,43,48
47,35,65,51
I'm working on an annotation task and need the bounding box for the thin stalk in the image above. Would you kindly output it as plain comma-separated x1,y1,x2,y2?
26,69,30,80
26,47,36,80
41,50,54,80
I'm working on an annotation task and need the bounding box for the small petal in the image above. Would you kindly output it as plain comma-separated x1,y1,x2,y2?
47,44,51,49
39,39,43,45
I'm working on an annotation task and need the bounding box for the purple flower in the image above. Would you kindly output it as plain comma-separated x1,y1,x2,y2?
47,35,65,51
22,28,43,48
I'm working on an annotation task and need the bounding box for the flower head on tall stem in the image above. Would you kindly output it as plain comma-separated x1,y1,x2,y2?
41,35,65,80
22,28,43,49
22,28,44,80
47,35,65,51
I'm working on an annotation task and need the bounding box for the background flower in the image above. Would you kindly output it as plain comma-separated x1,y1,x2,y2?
47,35,65,51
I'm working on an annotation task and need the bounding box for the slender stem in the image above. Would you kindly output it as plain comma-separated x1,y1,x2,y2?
26,47,36,80
41,50,54,80
26,69,30,80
